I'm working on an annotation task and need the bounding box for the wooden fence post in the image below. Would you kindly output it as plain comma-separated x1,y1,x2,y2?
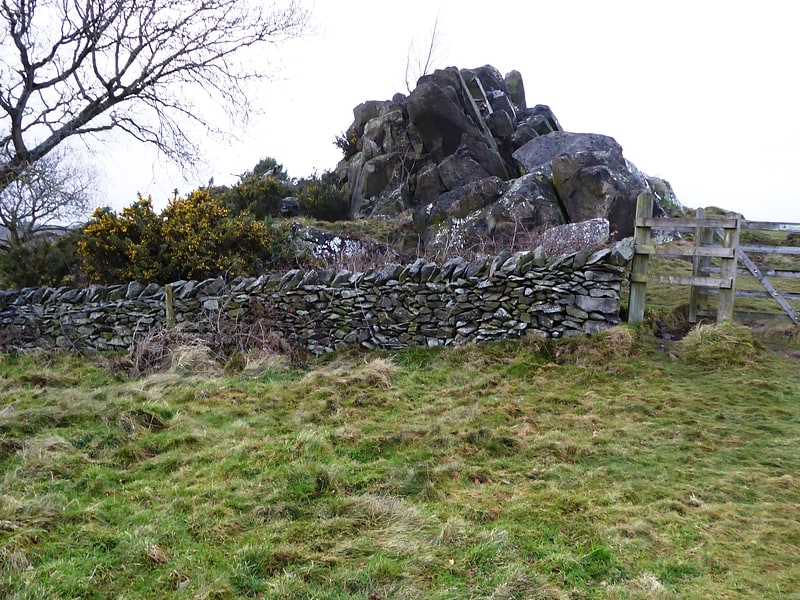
165,283,175,329
689,208,713,323
628,192,654,323
717,216,741,323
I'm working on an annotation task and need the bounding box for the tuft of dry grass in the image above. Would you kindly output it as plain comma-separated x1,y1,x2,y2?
543,326,641,369
301,356,398,391
678,322,763,367
167,339,219,376
130,327,213,375
239,348,292,378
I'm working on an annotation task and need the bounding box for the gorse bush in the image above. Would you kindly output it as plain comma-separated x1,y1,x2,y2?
201,157,349,222
78,191,294,284
294,170,349,222
0,232,82,289
78,197,162,282
214,175,288,220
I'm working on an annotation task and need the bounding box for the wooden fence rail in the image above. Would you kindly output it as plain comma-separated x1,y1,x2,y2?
627,193,800,325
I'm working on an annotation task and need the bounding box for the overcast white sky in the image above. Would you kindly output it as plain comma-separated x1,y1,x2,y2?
99,1,800,222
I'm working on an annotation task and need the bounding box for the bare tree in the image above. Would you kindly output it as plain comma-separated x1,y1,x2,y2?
404,14,443,93
0,0,309,194
0,149,91,248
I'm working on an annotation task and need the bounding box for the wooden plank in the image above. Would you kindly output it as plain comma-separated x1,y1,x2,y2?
689,207,713,323
630,273,730,287
635,245,735,258
699,309,798,322
165,283,175,329
751,269,800,279
734,289,800,301
701,266,800,279
695,289,800,301
740,245,800,255
637,217,740,229
737,249,799,324
628,193,653,323
717,218,741,322
656,275,731,288
742,221,800,232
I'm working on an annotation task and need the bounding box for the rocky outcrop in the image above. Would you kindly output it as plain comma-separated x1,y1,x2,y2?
335,65,676,253
337,65,541,222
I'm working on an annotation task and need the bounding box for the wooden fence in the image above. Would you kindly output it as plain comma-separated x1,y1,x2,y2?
628,193,800,325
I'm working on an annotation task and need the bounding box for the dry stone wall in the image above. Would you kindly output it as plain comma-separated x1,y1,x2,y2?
0,245,630,354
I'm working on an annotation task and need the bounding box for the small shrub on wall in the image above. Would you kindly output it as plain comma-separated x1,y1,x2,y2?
0,232,82,289
214,174,289,220
294,170,349,222
78,191,294,284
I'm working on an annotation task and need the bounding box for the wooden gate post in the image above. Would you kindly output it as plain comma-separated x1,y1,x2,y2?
628,192,654,323
689,208,713,323
716,216,741,323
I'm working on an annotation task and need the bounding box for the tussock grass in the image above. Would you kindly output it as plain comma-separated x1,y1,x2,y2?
168,339,220,376
543,325,641,369
1,327,798,598
239,348,292,378
678,322,763,367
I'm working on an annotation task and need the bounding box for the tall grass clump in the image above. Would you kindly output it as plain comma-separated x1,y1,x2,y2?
678,322,763,367
535,325,642,370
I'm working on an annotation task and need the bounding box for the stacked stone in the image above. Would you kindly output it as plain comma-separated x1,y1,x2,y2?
0,246,628,354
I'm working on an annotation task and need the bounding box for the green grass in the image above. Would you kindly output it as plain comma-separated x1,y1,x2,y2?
1,324,799,599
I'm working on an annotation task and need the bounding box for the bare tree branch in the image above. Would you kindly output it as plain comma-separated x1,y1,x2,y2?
0,0,309,193
404,13,443,93
0,148,93,248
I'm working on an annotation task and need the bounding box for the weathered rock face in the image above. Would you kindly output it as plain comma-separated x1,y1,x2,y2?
336,64,675,251
512,132,652,238
288,223,400,264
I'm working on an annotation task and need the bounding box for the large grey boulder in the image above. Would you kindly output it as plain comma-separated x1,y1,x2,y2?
504,70,526,111
416,176,506,231
416,172,569,253
538,218,610,255
490,173,566,232
362,108,409,157
513,132,651,238
513,131,622,175
414,165,446,207
407,80,484,163
289,222,400,264
511,105,563,149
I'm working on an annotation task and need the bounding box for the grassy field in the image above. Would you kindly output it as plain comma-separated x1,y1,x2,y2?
1,319,799,599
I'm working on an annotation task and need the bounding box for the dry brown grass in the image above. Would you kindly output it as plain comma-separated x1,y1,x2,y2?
678,322,764,367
